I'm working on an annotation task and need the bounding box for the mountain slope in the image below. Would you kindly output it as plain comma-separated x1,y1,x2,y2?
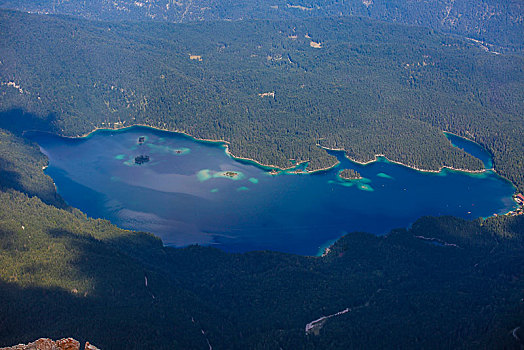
1,10,523,190
0,8,523,349
1,185,523,348
0,0,522,52
0,126,523,349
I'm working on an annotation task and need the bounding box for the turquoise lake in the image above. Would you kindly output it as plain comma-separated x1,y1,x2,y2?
30,127,517,255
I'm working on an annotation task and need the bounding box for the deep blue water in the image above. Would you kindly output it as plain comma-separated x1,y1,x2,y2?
29,127,517,255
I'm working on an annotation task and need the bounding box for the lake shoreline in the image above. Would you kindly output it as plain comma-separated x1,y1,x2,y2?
70,124,491,177
31,124,519,256
74,124,298,172
442,130,494,170
350,154,487,175
319,144,487,175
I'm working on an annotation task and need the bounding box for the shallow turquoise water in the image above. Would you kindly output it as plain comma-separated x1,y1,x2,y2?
29,127,517,255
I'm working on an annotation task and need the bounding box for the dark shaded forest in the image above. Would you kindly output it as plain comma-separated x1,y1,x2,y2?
0,8,523,349
0,133,522,349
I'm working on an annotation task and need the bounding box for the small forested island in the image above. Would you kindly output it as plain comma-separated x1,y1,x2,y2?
0,5,523,350
1,10,522,188
338,168,362,180
134,155,149,164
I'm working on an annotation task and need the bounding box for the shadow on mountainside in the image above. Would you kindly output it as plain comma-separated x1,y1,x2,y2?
0,156,66,208
0,224,213,349
0,181,523,349
0,109,58,137
0,113,67,208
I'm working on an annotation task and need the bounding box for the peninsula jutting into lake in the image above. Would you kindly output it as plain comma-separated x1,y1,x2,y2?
29,126,517,256
1,5,523,348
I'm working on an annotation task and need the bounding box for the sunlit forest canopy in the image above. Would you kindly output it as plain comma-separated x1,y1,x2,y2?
1,10,523,190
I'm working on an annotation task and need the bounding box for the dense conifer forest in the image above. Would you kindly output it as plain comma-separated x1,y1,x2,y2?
1,10,523,190
1,0,522,53
0,137,523,348
0,7,523,349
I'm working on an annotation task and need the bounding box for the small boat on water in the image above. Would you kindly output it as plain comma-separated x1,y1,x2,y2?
138,136,146,145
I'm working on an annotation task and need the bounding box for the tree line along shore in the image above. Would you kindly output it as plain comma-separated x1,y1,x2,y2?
1,11,522,191
0,9,523,349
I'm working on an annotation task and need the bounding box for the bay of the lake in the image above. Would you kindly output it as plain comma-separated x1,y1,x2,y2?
29,126,517,255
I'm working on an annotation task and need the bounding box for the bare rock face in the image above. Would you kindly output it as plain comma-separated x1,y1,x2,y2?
54,339,80,350
0,338,97,350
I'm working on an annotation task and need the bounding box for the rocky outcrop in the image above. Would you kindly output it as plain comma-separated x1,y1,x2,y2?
0,338,99,350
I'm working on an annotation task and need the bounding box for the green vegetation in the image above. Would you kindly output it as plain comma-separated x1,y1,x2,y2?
1,174,523,348
338,168,361,180
0,129,65,207
1,10,522,190
0,8,523,349
0,117,522,348
0,190,213,349
0,0,521,53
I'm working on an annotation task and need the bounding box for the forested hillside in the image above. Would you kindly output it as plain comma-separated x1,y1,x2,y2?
0,132,523,349
0,0,522,53
1,10,523,190
1,8,523,349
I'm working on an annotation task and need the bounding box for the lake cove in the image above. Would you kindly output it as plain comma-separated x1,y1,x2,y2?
29,126,517,256
444,132,493,169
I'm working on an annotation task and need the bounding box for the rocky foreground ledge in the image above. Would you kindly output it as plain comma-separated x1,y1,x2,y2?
0,338,99,350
